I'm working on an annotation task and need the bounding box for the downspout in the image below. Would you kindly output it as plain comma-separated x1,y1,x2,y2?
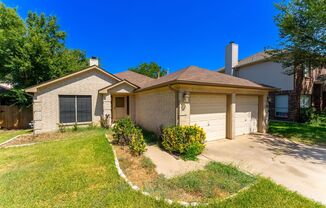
168,85,179,126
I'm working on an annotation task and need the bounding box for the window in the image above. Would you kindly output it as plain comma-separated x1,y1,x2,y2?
275,95,288,118
115,97,125,107
300,95,311,108
59,95,92,123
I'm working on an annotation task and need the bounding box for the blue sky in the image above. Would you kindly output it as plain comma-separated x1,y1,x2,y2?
2,0,280,74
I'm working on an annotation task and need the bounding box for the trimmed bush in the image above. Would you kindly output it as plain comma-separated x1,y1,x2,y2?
161,125,206,160
129,127,146,156
112,117,146,156
112,117,135,145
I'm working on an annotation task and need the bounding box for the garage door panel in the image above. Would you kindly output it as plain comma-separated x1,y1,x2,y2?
235,95,258,136
190,94,226,141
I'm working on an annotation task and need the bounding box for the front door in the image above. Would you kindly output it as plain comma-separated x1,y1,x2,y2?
113,96,127,121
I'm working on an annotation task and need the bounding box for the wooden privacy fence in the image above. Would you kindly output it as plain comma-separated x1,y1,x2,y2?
0,105,33,129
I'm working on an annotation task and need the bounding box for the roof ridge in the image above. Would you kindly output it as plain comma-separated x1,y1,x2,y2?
124,70,155,80
173,65,194,80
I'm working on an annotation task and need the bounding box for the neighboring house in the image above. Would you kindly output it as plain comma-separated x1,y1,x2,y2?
219,42,326,121
25,59,273,141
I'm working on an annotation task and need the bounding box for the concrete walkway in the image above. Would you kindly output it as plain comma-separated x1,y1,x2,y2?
144,145,210,178
145,134,326,204
203,134,326,205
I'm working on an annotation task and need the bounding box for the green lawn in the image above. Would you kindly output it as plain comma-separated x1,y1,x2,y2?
0,129,32,144
0,128,323,208
269,121,326,145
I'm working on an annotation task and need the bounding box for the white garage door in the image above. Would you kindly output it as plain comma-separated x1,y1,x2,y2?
190,94,226,141
235,95,258,136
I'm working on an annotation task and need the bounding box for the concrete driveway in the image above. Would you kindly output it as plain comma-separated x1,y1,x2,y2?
202,134,326,204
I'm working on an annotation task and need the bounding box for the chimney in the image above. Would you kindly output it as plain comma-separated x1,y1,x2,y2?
89,56,99,66
225,42,238,76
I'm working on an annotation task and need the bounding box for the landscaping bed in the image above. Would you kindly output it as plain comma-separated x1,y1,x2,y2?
0,129,32,144
0,128,94,147
114,144,257,203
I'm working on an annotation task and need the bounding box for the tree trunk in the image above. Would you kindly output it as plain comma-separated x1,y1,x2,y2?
293,67,304,122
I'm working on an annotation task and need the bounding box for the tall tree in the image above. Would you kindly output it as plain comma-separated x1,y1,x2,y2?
129,62,167,78
0,3,88,105
268,0,326,120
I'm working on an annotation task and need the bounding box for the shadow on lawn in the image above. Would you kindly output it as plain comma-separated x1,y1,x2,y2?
268,122,326,145
249,133,326,164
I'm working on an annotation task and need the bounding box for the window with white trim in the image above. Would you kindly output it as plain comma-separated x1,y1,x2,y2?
300,95,311,108
275,95,288,118
59,95,92,123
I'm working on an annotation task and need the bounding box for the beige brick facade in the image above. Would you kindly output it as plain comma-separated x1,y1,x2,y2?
134,87,176,134
33,70,118,133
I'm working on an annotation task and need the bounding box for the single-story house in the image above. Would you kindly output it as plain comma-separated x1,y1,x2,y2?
25,61,274,141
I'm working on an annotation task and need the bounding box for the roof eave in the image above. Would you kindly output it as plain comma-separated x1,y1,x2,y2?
24,66,121,93
136,80,276,92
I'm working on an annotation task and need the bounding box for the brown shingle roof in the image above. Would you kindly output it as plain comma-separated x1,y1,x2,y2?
218,51,271,72
114,70,154,88
139,65,272,91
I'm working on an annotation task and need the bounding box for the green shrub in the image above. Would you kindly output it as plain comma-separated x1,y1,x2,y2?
112,117,135,145
129,127,146,156
300,107,326,124
182,142,205,161
73,123,78,131
112,117,146,156
161,125,206,160
142,128,158,144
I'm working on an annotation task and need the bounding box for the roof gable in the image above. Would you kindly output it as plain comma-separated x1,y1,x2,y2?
25,66,121,93
99,80,138,94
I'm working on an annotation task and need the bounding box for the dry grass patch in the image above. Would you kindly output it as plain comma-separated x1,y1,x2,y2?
2,128,95,147
114,145,256,203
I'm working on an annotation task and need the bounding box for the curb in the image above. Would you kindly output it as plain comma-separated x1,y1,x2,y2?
106,134,207,207
0,133,32,147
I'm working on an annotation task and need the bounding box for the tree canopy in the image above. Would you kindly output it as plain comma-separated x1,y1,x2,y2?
0,3,88,105
129,62,167,78
268,0,326,72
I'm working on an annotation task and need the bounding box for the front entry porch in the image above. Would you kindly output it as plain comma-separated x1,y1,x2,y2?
99,80,138,126
112,95,130,122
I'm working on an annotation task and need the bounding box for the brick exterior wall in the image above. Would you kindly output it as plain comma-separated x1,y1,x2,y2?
33,70,118,133
134,87,176,134
268,90,297,121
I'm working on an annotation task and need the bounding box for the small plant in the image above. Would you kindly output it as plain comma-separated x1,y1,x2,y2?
129,128,146,156
100,114,111,129
182,142,205,161
142,128,158,144
161,125,206,160
112,117,147,156
57,123,66,133
73,123,78,131
112,117,135,145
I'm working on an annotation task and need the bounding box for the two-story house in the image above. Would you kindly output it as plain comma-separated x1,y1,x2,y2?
219,42,326,121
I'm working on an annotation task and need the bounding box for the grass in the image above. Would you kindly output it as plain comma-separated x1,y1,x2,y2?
268,121,326,145
143,162,256,203
0,129,32,144
0,128,324,207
